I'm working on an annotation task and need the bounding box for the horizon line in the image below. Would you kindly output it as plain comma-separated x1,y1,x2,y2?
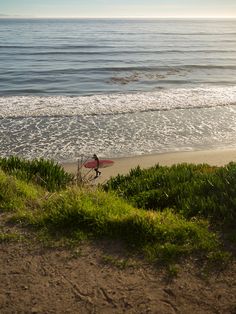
1,16,236,19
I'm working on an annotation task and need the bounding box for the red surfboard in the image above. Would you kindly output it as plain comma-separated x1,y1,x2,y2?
84,159,114,169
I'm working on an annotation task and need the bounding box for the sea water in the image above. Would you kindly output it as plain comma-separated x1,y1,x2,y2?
0,18,236,161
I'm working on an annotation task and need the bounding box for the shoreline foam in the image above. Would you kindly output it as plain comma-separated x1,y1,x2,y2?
1,86,236,118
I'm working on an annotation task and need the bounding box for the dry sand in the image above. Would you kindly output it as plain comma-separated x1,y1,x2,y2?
63,148,236,183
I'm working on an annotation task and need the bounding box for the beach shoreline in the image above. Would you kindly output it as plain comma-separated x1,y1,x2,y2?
62,147,236,182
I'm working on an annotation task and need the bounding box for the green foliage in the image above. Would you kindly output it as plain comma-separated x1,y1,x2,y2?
0,166,229,264
0,156,73,192
0,170,42,212
0,232,22,242
166,264,179,278
14,187,220,263
207,250,232,266
225,229,236,245
101,255,136,269
105,163,236,226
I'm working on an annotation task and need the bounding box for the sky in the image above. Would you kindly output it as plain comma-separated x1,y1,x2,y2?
1,0,236,18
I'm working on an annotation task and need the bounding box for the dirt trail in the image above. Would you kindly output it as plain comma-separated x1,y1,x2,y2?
0,239,235,314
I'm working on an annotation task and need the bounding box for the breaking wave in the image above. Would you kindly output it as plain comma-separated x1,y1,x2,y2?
1,86,236,118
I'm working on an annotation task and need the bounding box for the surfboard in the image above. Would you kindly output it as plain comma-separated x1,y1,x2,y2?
84,159,114,169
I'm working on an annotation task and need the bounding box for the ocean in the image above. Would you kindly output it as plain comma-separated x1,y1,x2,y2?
0,18,236,161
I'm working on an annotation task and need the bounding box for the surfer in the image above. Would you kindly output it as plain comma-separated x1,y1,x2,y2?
93,154,101,178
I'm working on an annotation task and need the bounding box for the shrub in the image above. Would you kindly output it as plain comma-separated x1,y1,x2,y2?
105,163,236,226
0,156,73,191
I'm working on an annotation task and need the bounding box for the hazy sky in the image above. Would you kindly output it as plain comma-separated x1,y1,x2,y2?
1,0,236,18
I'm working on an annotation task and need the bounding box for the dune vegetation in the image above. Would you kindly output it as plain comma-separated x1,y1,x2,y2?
105,163,236,227
0,156,73,192
0,156,235,266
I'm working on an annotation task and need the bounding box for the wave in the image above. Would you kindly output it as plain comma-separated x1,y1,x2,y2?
1,86,236,118
2,65,236,77
150,32,236,36
2,49,236,56
0,45,112,49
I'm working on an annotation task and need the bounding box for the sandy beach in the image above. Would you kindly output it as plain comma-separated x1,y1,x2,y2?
62,148,236,183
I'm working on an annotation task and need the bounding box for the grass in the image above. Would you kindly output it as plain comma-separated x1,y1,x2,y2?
104,163,236,227
11,186,223,264
0,156,74,192
166,264,179,278
101,254,137,269
0,231,23,243
0,157,234,266
0,170,43,212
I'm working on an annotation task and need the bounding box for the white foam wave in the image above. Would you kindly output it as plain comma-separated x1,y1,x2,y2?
1,86,236,118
